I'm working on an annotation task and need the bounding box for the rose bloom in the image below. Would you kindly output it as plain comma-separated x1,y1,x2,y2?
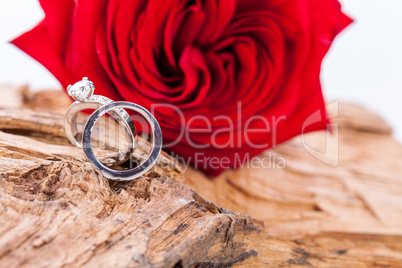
13,0,351,176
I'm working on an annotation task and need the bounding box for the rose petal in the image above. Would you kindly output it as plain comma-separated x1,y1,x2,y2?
11,21,75,88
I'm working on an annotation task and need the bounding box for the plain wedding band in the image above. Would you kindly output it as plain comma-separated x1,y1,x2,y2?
82,101,162,181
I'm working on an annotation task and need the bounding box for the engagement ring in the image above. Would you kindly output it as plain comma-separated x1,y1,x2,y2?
64,77,137,151
64,77,162,181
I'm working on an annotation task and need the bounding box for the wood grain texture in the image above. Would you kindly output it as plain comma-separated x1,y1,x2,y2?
0,86,401,267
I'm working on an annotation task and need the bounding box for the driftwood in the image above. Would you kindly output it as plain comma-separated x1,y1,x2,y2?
0,85,401,267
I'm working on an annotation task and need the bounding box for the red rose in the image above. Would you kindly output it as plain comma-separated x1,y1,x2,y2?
13,0,351,176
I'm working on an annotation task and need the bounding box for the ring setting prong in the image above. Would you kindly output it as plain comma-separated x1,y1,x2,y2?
67,77,95,101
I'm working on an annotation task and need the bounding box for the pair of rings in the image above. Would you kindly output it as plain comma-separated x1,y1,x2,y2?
64,77,162,181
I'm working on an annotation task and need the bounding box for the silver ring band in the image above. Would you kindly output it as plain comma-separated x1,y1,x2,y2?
64,77,137,156
64,97,136,148
82,101,162,181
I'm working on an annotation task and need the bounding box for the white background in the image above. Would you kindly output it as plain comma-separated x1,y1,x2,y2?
0,0,401,142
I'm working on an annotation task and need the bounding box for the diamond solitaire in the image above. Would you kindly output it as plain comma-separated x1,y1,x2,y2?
67,77,95,101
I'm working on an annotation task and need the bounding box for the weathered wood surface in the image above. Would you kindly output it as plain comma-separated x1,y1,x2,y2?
0,85,402,267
